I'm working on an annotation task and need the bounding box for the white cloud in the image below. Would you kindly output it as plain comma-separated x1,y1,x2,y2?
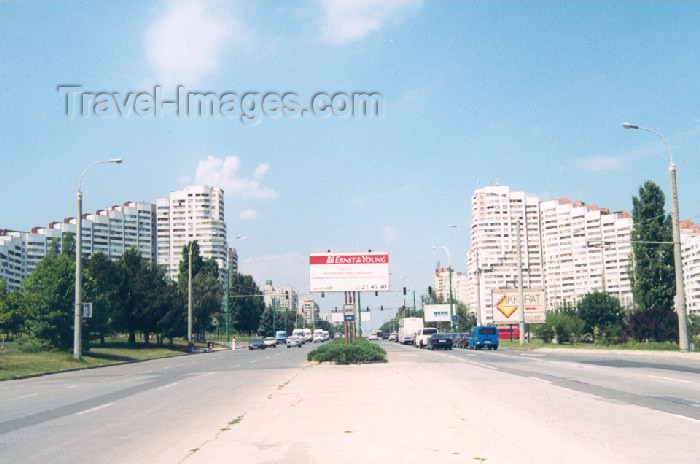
145,2,241,84
194,155,278,199
240,252,308,290
316,0,420,45
239,209,258,220
383,225,398,245
254,163,270,180
575,155,625,172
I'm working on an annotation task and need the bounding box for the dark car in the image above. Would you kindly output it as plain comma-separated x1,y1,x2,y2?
427,333,453,350
468,326,499,350
248,338,266,350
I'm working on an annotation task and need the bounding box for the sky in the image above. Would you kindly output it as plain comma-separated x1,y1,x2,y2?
1,1,700,331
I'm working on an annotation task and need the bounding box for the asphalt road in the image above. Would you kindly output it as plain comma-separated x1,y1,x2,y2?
1,340,699,463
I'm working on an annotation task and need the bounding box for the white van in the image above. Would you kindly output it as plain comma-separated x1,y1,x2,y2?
398,317,423,345
414,327,439,348
303,328,312,342
292,329,306,344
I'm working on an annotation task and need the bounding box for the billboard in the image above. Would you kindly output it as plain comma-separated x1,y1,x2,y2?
309,252,390,292
330,311,344,323
424,304,451,322
491,288,546,324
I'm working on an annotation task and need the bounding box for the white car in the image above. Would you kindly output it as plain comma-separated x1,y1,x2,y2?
286,335,302,348
368,333,378,341
313,334,324,343
388,332,397,341
263,337,277,348
414,328,439,348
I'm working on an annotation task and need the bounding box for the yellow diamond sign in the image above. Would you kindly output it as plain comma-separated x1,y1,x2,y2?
496,295,518,319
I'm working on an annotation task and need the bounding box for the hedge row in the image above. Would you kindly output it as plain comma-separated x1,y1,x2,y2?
307,338,387,364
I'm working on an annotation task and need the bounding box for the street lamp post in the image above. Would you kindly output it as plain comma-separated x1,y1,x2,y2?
74,158,122,360
623,123,690,352
226,236,245,347
433,246,454,332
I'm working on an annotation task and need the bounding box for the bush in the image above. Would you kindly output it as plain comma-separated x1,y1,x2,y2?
307,338,387,364
626,306,678,343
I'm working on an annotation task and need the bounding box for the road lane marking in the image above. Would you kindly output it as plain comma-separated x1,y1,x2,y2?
399,354,417,357
648,375,691,384
520,353,545,357
446,355,466,362
490,353,507,357
19,393,39,399
201,372,215,377
233,364,241,368
250,360,257,364
76,402,113,415
669,413,700,424
157,382,179,390
469,362,498,371
66,385,79,389
528,376,551,384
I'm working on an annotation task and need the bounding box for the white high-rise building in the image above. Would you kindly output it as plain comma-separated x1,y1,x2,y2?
300,296,319,324
681,221,700,315
467,186,634,323
156,185,227,280
467,186,543,324
262,280,299,312
432,268,469,305
0,201,155,291
539,199,633,308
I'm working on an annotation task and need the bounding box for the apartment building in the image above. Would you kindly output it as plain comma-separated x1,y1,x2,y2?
432,267,469,305
156,186,227,280
0,202,156,291
467,186,544,324
262,280,299,312
681,221,700,315
300,295,320,325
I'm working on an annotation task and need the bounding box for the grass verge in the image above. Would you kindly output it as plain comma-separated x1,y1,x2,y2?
0,339,192,381
498,339,683,351
307,338,387,364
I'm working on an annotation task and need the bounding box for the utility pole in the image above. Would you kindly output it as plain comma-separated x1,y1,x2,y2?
225,263,230,347
516,218,525,345
357,291,362,338
475,249,482,326
188,244,193,349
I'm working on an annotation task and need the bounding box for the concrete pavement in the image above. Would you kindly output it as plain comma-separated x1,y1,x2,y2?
184,343,700,464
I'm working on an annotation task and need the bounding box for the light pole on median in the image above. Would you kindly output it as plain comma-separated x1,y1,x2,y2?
622,123,690,353
226,236,246,348
74,158,122,360
432,246,454,332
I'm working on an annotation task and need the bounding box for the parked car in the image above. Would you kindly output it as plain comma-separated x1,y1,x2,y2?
248,338,266,350
427,333,453,350
382,332,390,340
286,335,302,348
275,330,287,346
322,330,330,341
414,327,439,348
468,326,499,350
313,333,324,343
368,333,378,341
389,332,398,342
263,337,277,348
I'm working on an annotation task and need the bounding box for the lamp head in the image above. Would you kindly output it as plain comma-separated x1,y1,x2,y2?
622,122,638,130
109,158,123,164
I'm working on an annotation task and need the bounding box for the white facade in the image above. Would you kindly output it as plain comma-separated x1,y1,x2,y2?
300,295,319,324
156,185,227,280
262,280,299,312
467,186,543,324
681,221,700,315
0,202,156,291
467,186,634,324
432,267,469,306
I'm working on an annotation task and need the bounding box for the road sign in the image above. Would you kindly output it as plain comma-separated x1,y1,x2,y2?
451,314,460,325
81,303,92,318
343,304,355,321
309,252,390,292
491,288,546,324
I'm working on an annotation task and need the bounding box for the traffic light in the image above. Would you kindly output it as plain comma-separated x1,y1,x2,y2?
380,305,384,311
321,292,325,298
285,291,289,300
403,287,406,295
428,286,432,295
375,291,378,296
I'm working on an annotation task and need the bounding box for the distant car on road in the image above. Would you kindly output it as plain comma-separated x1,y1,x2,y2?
368,333,378,341
427,333,453,350
468,326,499,350
388,332,398,342
414,327,439,348
286,335,302,348
263,337,277,348
313,334,324,343
248,338,266,350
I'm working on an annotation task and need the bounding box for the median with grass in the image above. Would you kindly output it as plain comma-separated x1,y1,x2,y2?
307,338,387,364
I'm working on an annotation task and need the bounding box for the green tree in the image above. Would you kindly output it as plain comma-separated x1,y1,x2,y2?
0,280,26,337
258,306,275,337
631,181,675,311
230,272,264,335
86,253,123,345
192,270,223,338
688,314,700,348
577,292,624,343
22,246,91,350
177,241,205,294
116,248,150,344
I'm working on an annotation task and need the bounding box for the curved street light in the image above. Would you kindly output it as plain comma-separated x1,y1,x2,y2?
623,123,689,352
74,158,123,360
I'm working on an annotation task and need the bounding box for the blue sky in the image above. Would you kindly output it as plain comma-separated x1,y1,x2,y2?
1,1,699,330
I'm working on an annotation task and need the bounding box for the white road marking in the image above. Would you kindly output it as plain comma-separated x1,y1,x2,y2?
648,375,691,384
446,355,466,362
520,353,545,357
233,364,241,368
19,393,38,399
250,360,257,364
490,353,507,357
399,354,417,357
76,402,113,415
528,376,551,384
669,413,700,424
157,382,179,390
66,385,79,389
469,362,498,371
201,372,215,377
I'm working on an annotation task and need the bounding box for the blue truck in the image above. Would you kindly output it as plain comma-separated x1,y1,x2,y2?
468,326,499,350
